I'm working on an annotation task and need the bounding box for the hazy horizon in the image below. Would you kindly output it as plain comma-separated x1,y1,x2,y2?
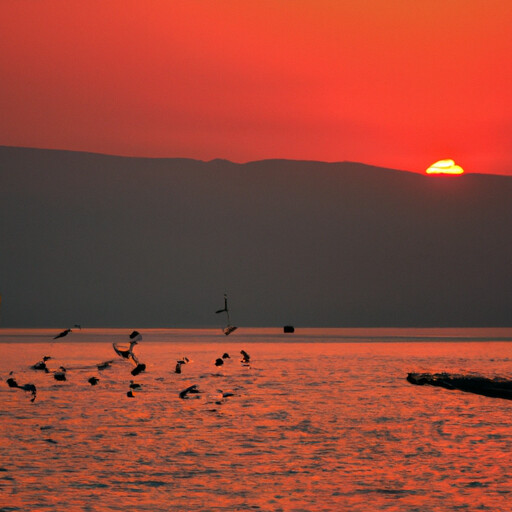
2,145,510,177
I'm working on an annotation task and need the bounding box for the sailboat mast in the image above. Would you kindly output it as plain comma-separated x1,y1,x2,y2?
224,294,231,325
219,292,237,336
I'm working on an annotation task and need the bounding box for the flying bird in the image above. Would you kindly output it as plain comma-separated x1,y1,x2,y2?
215,389,235,404
129,330,142,341
179,384,201,399
113,331,142,361
53,329,71,339
113,342,138,359
112,331,146,376
215,294,228,314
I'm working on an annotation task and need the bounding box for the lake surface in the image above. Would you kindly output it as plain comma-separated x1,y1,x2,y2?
1,328,512,511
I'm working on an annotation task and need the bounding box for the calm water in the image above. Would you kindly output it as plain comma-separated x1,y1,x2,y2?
1,328,512,512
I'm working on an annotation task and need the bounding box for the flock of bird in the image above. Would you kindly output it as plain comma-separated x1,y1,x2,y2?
5,328,252,405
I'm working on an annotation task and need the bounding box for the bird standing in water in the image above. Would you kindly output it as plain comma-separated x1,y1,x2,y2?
53,367,67,381
240,350,251,365
6,373,37,402
31,356,51,371
88,376,99,386
97,361,113,371
175,356,190,374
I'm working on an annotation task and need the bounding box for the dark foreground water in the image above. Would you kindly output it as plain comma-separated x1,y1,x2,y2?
1,328,511,511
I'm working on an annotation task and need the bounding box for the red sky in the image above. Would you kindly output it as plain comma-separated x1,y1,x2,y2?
1,0,511,175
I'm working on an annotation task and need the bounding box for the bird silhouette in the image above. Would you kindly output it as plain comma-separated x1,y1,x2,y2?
53,367,67,381
113,340,139,360
6,373,37,402
131,363,146,376
31,356,51,371
179,384,201,399
53,329,71,339
113,331,142,362
175,356,190,374
214,389,235,404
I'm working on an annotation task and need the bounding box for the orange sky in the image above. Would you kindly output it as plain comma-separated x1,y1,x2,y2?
1,0,511,174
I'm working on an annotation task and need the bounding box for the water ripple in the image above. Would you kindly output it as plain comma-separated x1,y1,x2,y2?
1,336,512,511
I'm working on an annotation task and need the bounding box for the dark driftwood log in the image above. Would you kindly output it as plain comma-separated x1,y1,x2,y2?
407,372,512,400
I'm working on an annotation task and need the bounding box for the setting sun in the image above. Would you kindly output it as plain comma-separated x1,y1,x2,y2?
426,159,464,175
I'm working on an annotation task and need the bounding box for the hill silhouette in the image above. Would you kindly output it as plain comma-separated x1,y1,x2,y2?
1,146,511,327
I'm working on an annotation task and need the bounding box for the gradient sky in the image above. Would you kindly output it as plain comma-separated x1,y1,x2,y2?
1,0,511,174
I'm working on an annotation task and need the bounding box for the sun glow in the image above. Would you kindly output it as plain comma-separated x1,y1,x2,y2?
426,159,464,175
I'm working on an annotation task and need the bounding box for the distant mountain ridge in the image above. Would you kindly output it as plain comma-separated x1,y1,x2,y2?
1,146,511,327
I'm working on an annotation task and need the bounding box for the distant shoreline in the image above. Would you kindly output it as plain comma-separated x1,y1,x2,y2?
1,327,511,343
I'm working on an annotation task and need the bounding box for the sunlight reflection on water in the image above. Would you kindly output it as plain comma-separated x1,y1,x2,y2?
1,329,511,511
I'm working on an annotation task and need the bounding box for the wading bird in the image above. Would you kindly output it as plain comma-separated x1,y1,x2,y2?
240,350,250,365
6,373,37,402
53,367,67,381
31,356,51,371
